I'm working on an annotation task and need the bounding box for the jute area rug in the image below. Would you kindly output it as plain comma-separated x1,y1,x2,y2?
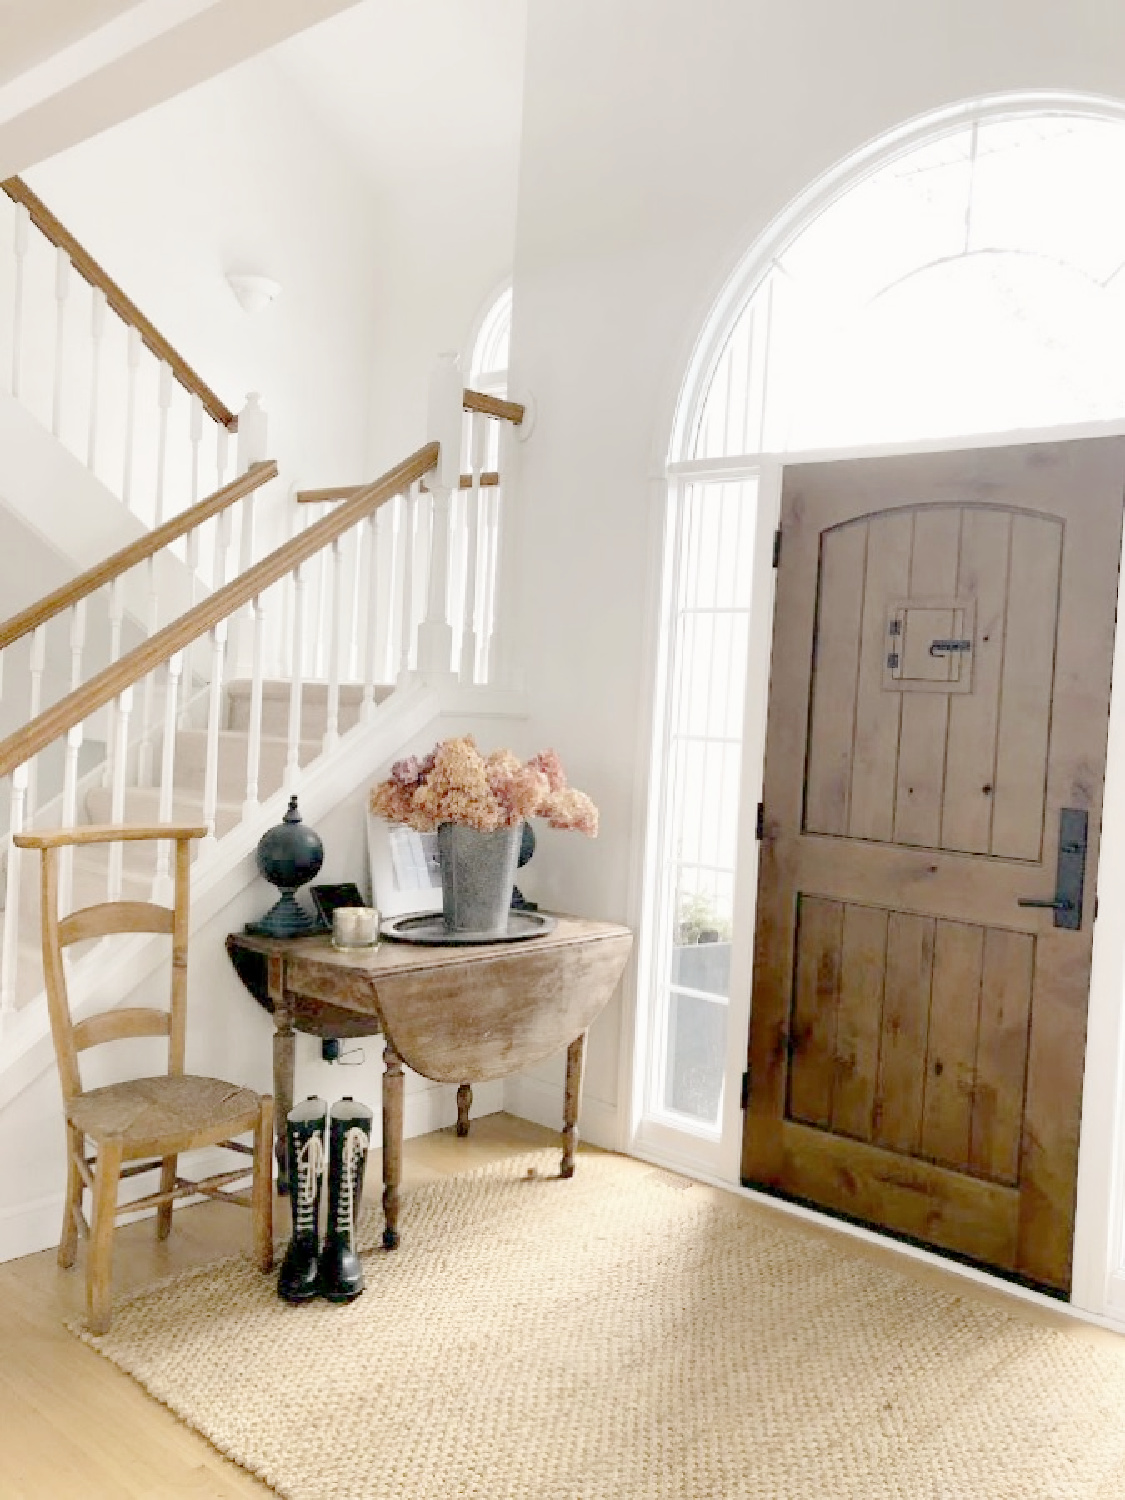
75,1148,1125,1500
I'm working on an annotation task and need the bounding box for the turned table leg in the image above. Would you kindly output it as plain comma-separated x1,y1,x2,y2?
269,961,295,1194
382,1041,404,1249
561,1031,587,1178
456,1083,472,1137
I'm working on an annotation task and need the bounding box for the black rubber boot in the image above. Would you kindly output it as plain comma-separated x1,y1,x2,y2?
319,1097,373,1303
277,1097,327,1304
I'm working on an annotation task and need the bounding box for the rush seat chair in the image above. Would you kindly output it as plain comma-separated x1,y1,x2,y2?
14,823,274,1334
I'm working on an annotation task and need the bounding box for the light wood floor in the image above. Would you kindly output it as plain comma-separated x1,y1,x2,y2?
1,1112,1119,1498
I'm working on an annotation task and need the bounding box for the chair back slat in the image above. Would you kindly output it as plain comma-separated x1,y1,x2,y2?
59,901,174,947
12,824,204,1100
72,1007,172,1051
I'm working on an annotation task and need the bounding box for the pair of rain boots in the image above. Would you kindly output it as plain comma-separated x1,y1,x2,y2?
278,1096,373,1304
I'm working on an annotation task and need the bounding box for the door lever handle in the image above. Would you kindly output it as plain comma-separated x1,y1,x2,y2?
1015,808,1087,931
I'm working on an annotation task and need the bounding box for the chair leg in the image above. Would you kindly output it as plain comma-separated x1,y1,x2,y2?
156,1155,177,1240
87,1136,124,1336
252,1095,275,1273
58,1123,83,1269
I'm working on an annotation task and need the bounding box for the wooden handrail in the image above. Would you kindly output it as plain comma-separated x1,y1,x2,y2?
0,462,277,653
2,176,237,431
296,471,499,504
463,388,524,425
0,443,440,780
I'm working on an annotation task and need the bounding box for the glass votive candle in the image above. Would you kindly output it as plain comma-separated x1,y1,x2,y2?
332,906,380,949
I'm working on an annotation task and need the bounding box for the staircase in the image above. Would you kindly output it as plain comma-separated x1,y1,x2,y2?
0,173,526,1110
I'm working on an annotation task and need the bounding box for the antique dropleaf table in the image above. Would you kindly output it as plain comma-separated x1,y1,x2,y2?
226,917,633,1248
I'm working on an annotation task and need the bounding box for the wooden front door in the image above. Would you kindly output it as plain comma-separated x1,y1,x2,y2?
741,438,1125,1293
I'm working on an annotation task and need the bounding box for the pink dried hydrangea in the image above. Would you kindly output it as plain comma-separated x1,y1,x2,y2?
369,738,597,836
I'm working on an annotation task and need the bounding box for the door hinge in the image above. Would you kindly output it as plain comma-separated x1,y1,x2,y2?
755,801,765,840
772,527,782,568
740,1068,751,1110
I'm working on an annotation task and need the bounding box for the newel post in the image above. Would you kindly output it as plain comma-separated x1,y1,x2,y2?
230,392,269,677
415,352,461,680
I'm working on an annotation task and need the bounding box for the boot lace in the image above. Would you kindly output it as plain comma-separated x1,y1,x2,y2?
294,1132,325,1234
338,1125,368,1242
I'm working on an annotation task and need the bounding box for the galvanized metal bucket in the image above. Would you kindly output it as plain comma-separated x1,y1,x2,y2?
437,822,521,936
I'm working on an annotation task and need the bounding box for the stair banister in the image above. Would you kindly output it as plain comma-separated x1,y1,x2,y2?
1,177,236,431
0,443,440,781
0,461,277,655
1,177,239,525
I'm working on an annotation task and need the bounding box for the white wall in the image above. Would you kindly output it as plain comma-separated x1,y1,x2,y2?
505,0,1125,1128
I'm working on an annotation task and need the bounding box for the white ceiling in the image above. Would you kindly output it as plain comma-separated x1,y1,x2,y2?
0,0,368,178
268,0,527,197
0,0,139,87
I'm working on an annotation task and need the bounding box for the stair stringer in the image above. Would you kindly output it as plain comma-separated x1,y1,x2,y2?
0,675,529,1115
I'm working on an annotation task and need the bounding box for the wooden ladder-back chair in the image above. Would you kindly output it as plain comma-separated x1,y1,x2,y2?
14,823,274,1334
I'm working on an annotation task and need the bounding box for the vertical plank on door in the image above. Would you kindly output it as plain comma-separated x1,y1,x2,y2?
787,897,843,1128
805,523,867,836
942,510,1011,854
920,920,984,1172
970,927,1034,1185
990,515,1062,862
849,513,912,843
831,902,888,1142
874,912,936,1155
893,509,962,848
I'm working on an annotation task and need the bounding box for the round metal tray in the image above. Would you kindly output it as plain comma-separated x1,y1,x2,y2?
380,911,557,946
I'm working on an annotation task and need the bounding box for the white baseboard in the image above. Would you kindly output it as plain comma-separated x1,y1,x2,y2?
0,1080,506,1264
503,1073,618,1151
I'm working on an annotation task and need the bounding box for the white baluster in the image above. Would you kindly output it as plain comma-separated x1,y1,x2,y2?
51,247,71,438
362,514,380,722
213,502,234,592
102,579,124,785
87,288,107,470
189,394,203,504
243,598,264,819
201,624,226,852
459,412,487,683
26,625,46,820
1,764,28,1015
313,509,331,680
154,360,173,525
60,725,83,915
58,599,88,910
480,478,500,684
398,486,416,680
216,422,230,493
137,557,159,786
381,498,400,684
107,686,133,901
10,202,29,399
324,539,342,753
286,565,306,792
69,598,87,691
488,416,517,685
153,652,183,904
122,326,142,510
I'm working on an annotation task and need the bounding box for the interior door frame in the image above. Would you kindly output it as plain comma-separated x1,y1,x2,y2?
636,415,1125,1320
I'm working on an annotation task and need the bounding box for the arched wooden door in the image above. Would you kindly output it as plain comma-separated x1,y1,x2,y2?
741,437,1125,1293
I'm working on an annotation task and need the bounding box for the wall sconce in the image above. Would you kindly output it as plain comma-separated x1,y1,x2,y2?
226,272,282,315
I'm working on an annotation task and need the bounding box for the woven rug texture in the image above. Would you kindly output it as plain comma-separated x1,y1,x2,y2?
76,1148,1125,1500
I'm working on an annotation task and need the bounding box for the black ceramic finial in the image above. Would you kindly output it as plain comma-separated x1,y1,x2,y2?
245,796,324,938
